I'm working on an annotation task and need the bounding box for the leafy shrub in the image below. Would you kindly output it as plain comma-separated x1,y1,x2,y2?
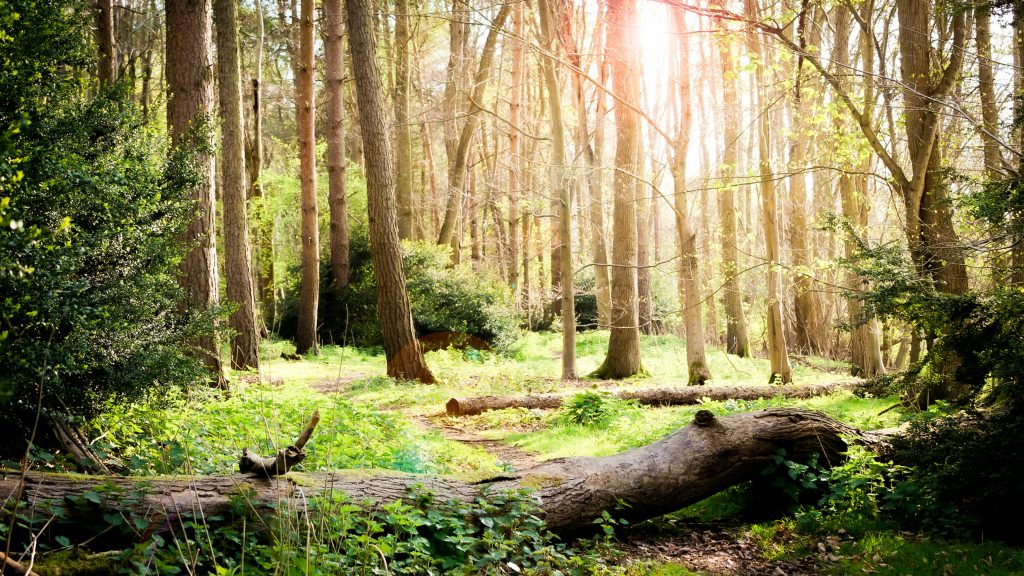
558,391,638,428
279,232,521,352
0,2,208,456
890,408,1024,540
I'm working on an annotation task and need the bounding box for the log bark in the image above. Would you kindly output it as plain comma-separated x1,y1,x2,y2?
0,409,879,536
445,381,856,417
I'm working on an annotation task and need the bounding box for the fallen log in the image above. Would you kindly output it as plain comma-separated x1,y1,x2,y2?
445,381,857,416
0,408,886,537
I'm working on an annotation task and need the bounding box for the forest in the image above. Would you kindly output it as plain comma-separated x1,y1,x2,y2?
2,0,1024,573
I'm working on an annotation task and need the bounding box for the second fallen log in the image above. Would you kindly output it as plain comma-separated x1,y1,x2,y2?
445,381,856,416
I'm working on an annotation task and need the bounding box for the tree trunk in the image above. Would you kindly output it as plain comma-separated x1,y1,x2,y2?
538,0,576,380
1,409,880,537
166,0,224,385
565,5,611,329
248,0,276,334
834,5,884,378
716,32,749,358
593,0,643,379
436,4,511,248
215,0,260,371
395,0,415,240
346,0,434,383
748,0,792,383
786,7,827,357
636,174,654,335
324,0,350,290
507,1,524,300
670,5,710,385
96,0,116,86
295,0,320,355
976,4,1001,180
446,381,855,416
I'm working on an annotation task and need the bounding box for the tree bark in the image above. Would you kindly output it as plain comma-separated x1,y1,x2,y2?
593,0,643,379
834,5,884,378
507,1,524,300
976,3,1001,179
670,5,710,385
166,0,224,385
324,0,350,290
96,0,116,87
786,7,827,357
747,0,792,383
395,0,415,240
436,4,512,248
346,0,434,383
248,0,276,334
295,0,320,355
445,381,856,416
716,31,749,358
0,409,880,537
538,0,576,380
215,0,260,371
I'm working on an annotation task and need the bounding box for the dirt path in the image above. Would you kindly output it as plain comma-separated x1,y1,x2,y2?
410,415,539,472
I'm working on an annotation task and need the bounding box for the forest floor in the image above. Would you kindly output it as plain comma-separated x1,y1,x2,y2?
59,331,1024,575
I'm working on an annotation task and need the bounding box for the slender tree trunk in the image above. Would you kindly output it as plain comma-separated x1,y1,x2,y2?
747,0,791,383
538,0,576,380
1013,4,1024,284
787,7,826,356
167,0,224,386
976,3,1001,179
437,2,511,248
294,0,319,355
324,0,350,290
215,0,260,370
346,0,435,383
834,5,885,378
670,6,710,385
636,173,653,335
395,0,415,239
592,55,613,329
96,0,116,86
248,0,275,333
507,1,524,300
594,0,643,379
716,32,749,357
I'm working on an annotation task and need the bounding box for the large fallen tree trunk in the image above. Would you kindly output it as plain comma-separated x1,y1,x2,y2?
446,381,857,416
1,408,887,536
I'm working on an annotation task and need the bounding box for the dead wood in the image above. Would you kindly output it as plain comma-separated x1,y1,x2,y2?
238,410,320,477
0,408,886,536
445,381,857,416
0,551,40,576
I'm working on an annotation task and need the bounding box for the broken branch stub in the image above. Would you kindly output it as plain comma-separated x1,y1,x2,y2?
238,410,321,477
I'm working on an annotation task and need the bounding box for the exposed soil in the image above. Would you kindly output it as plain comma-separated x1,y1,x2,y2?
618,522,819,576
308,373,371,394
410,414,539,471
